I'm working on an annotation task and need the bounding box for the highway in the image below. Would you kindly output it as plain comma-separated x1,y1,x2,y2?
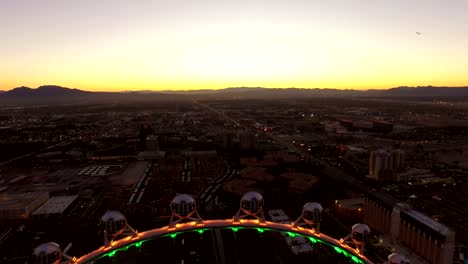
212,229,226,264
193,100,369,193
199,166,237,205
0,227,13,245
0,140,72,167
127,162,153,205
193,101,240,127
268,133,369,192
189,101,387,262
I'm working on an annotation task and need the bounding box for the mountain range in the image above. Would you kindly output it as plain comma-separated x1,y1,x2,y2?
0,85,467,104
0,85,183,104
2,85,90,97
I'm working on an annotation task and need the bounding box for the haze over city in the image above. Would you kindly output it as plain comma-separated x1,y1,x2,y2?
1,0,468,91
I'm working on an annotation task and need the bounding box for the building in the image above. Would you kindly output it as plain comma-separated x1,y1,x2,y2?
369,150,394,181
398,209,455,264
182,150,217,158
353,121,373,130
0,192,49,220
65,150,83,160
392,149,405,171
32,195,78,219
373,121,394,133
397,168,434,183
364,192,455,264
364,192,399,234
145,135,159,150
137,151,166,161
36,151,62,160
334,197,365,222
268,209,290,224
339,119,354,129
222,131,235,149
369,149,405,181
324,122,342,134
239,132,257,150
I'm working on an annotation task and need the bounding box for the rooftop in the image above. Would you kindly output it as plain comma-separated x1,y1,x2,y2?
268,209,290,222
366,192,399,210
33,195,78,215
336,197,365,210
182,150,217,157
402,209,452,237
0,192,49,210
137,151,166,160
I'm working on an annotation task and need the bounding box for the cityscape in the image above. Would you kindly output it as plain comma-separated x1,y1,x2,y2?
0,89,467,263
1,0,468,264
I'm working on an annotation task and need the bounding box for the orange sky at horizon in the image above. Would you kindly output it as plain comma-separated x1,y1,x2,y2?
1,0,468,92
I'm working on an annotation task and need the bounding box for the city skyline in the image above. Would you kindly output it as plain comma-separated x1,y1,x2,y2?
1,0,468,91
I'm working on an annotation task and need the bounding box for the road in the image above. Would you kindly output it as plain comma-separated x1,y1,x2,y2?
199,165,237,205
191,101,381,262
193,101,240,127
0,140,72,167
212,229,226,264
0,227,12,245
127,162,153,205
269,133,369,191
194,100,369,193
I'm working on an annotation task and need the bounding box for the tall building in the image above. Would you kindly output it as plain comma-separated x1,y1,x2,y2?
392,149,405,170
138,124,153,149
364,192,455,264
369,150,394,180
222,131,235,149
364,192,399,234
398,210,455,264
239,132,257,150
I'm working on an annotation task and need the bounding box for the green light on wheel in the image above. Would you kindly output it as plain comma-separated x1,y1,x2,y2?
107,250,117,258
334,246,342,254
351,255,361,263
94,223,367,264
135,241,143,248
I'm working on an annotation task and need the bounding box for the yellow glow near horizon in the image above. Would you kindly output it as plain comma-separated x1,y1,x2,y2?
1,0,468,91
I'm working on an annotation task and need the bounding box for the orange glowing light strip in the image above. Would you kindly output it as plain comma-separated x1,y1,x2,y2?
74,219,373,264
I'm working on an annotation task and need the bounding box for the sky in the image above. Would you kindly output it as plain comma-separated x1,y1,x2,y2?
1,0,468,91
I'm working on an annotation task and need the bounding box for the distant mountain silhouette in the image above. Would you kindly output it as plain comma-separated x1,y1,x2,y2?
208,86,468,98
223,87,268,92
2,85,89,97
0,85,186,104
1,85,467,104
383,86,468,97
128,86,468,100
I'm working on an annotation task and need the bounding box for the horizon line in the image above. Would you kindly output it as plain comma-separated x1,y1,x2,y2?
3,84,468,93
